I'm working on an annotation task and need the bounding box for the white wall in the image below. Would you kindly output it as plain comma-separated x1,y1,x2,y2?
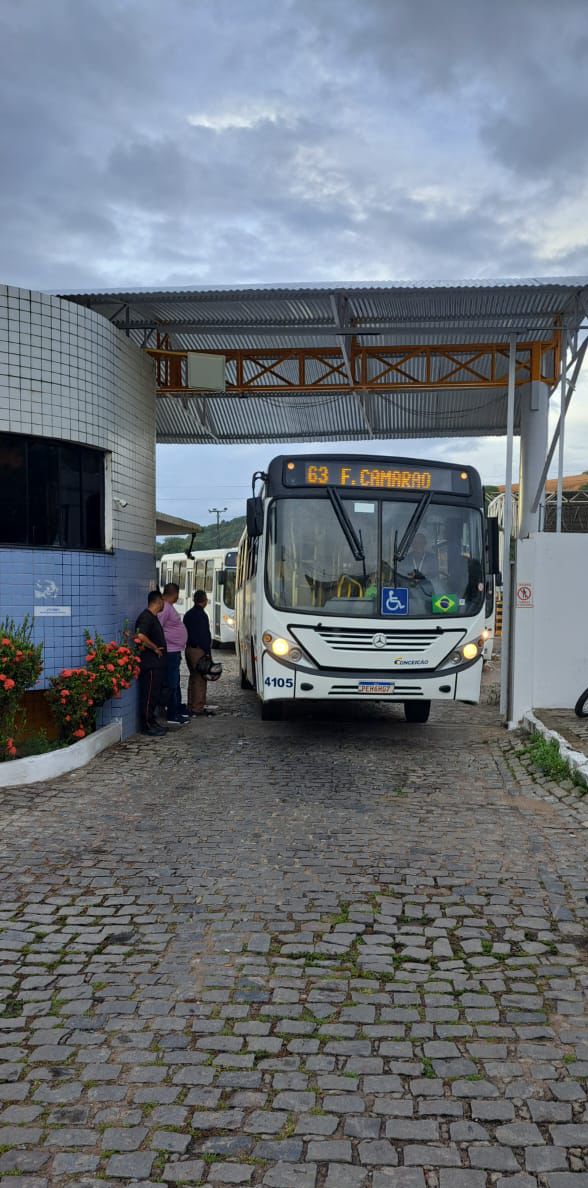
0,285,156,554
511,533,588,721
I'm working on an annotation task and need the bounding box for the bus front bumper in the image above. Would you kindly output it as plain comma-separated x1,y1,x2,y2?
261,652,483,704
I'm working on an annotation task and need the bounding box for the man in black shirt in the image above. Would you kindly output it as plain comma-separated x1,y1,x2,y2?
184,589,215,716
135,589,168,736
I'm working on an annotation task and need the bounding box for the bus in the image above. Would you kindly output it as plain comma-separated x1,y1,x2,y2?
236,454,499,721
159,548,237,644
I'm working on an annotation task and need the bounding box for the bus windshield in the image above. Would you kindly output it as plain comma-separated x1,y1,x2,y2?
266,497,484,618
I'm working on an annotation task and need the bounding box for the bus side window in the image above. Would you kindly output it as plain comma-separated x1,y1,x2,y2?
186,568,192,600
179,560,186,591
237,540,247,587
195,560,205,588
172,561,180,585
205,561,213,594
247,537,258,580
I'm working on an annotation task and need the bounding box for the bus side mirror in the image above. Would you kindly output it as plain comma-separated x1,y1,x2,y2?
218,569,226,585
247,497,263,538
486,515,500,575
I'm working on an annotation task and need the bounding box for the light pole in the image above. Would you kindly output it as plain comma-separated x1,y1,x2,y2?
209,507,227,548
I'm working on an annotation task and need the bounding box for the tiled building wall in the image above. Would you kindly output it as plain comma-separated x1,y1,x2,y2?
0,286,157,737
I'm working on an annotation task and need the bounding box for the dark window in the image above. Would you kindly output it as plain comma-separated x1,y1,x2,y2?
0,438,27,544
0,432,105,550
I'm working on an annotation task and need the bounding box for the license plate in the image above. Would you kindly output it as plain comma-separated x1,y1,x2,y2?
359,680,394,694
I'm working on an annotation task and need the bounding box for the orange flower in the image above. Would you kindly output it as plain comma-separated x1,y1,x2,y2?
73,728,86,739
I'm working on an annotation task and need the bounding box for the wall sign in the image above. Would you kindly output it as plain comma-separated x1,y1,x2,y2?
516,583,533,608
34,606,71,617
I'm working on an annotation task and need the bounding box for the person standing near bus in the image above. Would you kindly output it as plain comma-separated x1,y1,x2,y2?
135,589,167,736
158,582,189,724
184,589,215,716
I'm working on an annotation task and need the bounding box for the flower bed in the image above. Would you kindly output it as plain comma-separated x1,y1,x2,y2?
0,621,140,762
0,619,44,761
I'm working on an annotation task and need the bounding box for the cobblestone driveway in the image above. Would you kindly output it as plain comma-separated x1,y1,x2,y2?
0,655,587,1187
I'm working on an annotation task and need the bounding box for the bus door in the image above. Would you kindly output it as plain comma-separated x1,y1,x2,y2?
204,561,219,639
172,559,188,615
211,562,222,640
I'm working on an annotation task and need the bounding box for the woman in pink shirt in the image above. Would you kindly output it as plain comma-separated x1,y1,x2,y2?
158,583,189,724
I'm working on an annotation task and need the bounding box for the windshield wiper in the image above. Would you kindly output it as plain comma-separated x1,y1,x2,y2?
326,487,367,585
393,491,433,575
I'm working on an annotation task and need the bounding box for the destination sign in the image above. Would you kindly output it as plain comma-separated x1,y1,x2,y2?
282,459,471,494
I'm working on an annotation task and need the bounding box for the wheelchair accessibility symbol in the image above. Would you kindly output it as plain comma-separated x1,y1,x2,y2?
381,587,409,616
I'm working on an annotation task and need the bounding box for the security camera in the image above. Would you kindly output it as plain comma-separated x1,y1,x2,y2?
113,498,128,509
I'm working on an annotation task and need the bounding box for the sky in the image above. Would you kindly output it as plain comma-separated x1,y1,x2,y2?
2,0,588,529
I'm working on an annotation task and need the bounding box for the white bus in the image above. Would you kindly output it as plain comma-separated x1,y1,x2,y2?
159,548,237,644
236,454,499,721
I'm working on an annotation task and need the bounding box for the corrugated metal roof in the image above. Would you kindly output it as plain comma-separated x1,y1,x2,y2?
58,278,588,444
61,278,588,352
155,388,521,444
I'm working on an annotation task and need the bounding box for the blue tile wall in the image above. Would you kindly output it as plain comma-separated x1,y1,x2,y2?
0,547,155,737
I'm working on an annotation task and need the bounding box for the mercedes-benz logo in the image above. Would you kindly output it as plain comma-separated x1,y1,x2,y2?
372,633,387,649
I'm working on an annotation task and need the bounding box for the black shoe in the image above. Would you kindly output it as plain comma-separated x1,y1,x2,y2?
142,724,167,736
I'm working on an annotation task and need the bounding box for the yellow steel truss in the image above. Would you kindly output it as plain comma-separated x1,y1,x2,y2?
147,337,560,396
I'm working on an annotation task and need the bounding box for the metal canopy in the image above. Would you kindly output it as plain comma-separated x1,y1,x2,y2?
155,511,201,537
60,279,588,445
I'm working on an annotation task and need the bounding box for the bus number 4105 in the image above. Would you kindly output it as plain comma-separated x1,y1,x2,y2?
265,677,294,688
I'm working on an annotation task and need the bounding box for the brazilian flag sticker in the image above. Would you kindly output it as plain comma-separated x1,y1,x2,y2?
432,593,459,615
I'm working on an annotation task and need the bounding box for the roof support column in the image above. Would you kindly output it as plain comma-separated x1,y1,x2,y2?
555,331,568,532
500,338,516,719
518,352,549,538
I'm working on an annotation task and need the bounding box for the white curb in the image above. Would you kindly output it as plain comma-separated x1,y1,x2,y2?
522,709,588,791
0,720,122,788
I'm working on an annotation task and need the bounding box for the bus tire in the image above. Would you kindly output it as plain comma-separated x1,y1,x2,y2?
240,666,252,690
404,699,431,724
261,700,283,721
574,687,588,717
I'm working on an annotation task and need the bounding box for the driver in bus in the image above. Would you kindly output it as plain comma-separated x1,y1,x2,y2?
406,532,437,581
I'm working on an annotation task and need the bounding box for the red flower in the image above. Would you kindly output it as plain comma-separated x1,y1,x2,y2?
73,728,86,739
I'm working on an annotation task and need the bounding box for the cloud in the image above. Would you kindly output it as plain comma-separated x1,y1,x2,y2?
2,0,588,501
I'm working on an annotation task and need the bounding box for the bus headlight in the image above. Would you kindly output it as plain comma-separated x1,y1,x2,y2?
262,631,302,662
461,642,480,661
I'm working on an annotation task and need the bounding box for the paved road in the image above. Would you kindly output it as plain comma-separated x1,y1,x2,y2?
0,654,587,1187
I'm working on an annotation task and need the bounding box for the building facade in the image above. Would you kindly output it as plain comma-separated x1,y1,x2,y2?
0,285,156,737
